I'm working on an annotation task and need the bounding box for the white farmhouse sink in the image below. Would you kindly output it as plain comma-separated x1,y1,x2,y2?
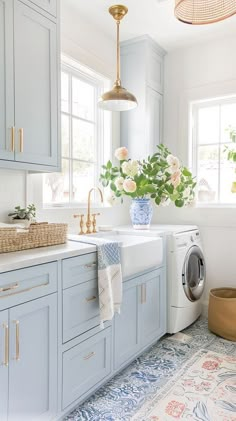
69,232,163,278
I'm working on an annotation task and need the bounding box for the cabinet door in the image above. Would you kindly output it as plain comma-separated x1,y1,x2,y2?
28,0,57,17
0,0,14,161
146,87,162,156
14,0,58,167
114,278,140,370
0,310,8,421
8,294,57,421
141,269,164,348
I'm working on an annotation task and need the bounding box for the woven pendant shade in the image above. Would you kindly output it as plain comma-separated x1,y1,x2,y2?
175,0,236,24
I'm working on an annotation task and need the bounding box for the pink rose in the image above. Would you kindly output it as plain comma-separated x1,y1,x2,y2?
123,179,137,193
115,147,128,161
171,170,181,189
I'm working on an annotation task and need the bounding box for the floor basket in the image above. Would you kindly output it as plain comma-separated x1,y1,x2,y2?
208,288,236,341
0,222,68,253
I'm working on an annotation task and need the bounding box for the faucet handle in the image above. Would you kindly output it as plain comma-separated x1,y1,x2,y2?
73,214,85,235
91,213,100,233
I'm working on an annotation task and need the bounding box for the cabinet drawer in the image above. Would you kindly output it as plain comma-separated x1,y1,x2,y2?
62,253,97,289
63,280,100,343
62,327,111,409
0,262,57,310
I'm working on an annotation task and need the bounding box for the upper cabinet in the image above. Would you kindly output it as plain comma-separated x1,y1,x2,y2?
27,0,57,17
0,0,60,171
120,36,166,160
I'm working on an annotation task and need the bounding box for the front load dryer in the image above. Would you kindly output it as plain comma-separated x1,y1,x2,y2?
167,229,206,333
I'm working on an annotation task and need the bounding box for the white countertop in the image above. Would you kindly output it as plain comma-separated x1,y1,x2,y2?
0,241,96,273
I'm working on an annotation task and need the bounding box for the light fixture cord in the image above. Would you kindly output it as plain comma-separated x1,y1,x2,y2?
116,20,121,86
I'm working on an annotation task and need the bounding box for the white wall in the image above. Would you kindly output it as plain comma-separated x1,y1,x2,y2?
0,169,26,222
154,35,236,306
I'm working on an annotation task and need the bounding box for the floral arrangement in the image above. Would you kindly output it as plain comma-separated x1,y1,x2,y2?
100,144,196,207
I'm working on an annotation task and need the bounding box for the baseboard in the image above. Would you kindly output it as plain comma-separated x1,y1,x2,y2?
202,300,208,318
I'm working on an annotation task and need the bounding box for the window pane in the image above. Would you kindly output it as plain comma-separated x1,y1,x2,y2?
198,106,219,144
73,161,95,202
197,145,219,202
61,114,70,158
61,72,69,113
72,77,95,120
221,103,236,143
43,159,70,203
73,119,95,162
220,145,236,203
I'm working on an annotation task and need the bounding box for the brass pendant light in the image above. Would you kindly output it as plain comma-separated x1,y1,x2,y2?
98,5,138,111
175,0,236,25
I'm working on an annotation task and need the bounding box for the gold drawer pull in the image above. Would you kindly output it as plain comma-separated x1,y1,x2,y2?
19,128,24,152
84,262,97,269
11,126,15,152
0,283,19,293
2,323,9,367
85,296,97,303
13,320,20,361
83,351,95,360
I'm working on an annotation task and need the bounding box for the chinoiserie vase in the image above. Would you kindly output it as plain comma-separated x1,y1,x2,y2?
129,198,153,229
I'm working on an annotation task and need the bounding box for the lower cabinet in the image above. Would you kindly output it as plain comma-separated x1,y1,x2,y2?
114,268,165,371
0,294,57,421
62,327,112,410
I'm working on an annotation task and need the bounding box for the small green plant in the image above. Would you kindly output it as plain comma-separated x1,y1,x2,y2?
8,204,36,220
225,126,236,161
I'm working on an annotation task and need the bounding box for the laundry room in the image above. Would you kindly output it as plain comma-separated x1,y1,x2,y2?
0,0,235,420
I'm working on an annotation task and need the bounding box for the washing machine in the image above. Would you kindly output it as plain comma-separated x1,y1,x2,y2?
116,224,206,334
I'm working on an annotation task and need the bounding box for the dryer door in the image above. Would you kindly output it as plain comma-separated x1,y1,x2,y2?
182,245,206,302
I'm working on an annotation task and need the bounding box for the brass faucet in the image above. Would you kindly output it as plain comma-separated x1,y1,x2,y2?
74,187,103,235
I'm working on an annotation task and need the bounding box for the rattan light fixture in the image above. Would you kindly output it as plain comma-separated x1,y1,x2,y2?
98,5,137,111
175,0,236,25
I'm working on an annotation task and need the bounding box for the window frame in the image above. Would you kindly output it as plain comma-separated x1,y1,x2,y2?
43,56,111,208
190,95,236,207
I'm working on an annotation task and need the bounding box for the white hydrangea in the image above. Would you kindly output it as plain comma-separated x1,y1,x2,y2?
121,160,139,177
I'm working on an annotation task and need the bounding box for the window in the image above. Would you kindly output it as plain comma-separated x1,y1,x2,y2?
191,96,236,205
43,56,111,206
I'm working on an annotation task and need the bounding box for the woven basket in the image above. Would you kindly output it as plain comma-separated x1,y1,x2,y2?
208,288,236,341
0,222,68,253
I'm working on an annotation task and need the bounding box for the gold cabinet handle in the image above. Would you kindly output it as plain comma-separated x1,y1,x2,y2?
11,126,15,152
83,351,95,361
85,296,97,303
0,283,19,293
2,323,9,367
19,128,24,152
13,320,20,361
84,262,97,269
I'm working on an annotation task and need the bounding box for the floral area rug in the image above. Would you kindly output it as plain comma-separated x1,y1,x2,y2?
65,318,236,421
132,350,236,420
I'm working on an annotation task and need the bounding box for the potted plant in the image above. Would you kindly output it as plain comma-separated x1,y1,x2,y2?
100,144,196,229
8,204,36,227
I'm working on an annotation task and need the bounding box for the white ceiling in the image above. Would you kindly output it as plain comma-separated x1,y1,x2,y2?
64,0,236,51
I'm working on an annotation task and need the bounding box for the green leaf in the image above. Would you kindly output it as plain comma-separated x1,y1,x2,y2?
110,182,116,192
182,168,192,177
155,196,161,205
175,199,184,207
107,160,112,169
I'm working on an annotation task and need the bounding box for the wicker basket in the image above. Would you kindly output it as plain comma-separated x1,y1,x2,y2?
0,222,68,253
208,288,236,341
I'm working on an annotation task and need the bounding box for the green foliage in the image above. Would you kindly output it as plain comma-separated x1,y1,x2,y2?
8,204,36,220
100,144,196,208
225,126,236,162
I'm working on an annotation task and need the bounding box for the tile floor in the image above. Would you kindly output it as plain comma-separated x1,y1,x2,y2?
65,318,236,420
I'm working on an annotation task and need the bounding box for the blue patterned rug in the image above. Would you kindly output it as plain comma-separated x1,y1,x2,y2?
64,318,236,420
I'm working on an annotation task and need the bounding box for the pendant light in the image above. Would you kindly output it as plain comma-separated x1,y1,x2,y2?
98,5,138,111
175,0,236,25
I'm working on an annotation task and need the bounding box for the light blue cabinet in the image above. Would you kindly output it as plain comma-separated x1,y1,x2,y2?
8,294,58,421
120,36,165,160
62,327,112,410
0,0,60,171
0,310,8,421
0,0,14,161
114,268,165,371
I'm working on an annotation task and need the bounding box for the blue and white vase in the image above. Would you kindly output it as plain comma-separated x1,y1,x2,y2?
130,198,153,229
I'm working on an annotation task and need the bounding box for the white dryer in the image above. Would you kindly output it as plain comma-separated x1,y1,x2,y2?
167,228,206,333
